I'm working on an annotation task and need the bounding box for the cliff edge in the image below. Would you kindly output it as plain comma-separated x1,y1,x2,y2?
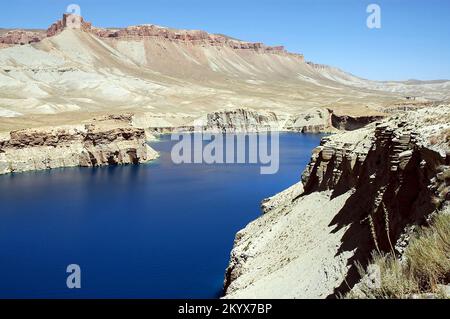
224,105,450,298
0,114,158,175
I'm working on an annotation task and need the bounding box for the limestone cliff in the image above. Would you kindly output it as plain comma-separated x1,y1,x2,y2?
224,105,450,298
0,116,158,175
135,107,340,133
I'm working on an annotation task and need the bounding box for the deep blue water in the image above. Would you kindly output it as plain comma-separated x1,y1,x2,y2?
0,133,322,298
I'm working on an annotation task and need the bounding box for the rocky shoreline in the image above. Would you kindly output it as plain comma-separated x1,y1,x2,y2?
0,115,158,175
223,105,450,298
135,107,385,134
0,106,387,175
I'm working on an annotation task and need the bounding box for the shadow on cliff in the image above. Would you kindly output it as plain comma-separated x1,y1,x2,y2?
320,144,439,298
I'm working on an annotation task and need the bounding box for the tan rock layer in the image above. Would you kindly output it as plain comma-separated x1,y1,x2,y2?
0,119,158,175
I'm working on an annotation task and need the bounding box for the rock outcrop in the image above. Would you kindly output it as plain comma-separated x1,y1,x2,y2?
329,110,384,131
92,25,303,58
135,108,339,134
0,30,45,47
190,108,283,132
224,105,450,299
286,108,334,133
0,116,158,175
1,14,304,59
46,13,93,36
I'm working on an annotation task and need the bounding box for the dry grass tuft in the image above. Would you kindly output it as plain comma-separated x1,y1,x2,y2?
347,213,450,299
406,213,450,290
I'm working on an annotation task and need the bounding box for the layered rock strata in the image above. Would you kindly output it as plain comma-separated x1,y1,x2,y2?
0,116,158,175
0,30,45,47
2,14,303,59
224,106,450,299
135,108,343,134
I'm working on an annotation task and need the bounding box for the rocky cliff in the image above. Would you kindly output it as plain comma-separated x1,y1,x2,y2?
0,29,45,47
224,105,450,298
0,115,158,175
47,13,93,36
134,107,339,133
93,25,302,58
329,110,385,131
2,13,303,59
2,14,448,132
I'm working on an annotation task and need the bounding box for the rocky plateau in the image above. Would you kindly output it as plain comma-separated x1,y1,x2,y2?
0,114,157,175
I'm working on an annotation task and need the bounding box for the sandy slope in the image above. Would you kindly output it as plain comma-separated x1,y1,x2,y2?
225,189,354,299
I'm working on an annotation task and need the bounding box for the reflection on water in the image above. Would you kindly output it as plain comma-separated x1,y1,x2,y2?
0,133,322,298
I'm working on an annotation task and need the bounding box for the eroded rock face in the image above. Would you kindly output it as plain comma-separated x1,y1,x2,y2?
330,111,384,131
286,108,333,133
138,108,339,134
92,25,302,57
1,14,303,60
224,106,450,299
46,14,93,36
203,108,281,132
0,117,158,175
0,30,45,47
302,106,449,261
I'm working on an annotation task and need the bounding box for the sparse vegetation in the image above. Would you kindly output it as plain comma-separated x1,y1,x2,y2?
347,213,450,299
406,213,450,290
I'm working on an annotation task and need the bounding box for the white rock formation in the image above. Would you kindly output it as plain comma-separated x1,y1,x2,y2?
224,105,450,299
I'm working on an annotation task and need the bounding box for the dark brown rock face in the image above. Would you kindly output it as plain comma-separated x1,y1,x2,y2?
301,113,449,295
330,111,385,131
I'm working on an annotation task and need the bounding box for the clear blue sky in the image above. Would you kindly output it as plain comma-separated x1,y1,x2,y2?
1,0,449,81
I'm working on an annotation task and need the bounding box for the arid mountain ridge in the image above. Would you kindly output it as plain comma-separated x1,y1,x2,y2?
1,14,302,57
224,105,450,298
0,13,449,134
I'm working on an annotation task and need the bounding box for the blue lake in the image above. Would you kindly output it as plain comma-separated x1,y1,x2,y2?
0,133,322,298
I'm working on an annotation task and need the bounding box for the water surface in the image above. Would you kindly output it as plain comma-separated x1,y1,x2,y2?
0,133,322,298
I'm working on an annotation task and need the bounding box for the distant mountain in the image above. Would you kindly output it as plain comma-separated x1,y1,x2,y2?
0,14,449,130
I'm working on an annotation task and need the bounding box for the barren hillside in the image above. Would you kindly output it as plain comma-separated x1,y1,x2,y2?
1,14,449,132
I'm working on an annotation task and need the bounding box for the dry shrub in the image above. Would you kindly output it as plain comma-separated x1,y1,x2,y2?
405,213,450,290
347,213,450,299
